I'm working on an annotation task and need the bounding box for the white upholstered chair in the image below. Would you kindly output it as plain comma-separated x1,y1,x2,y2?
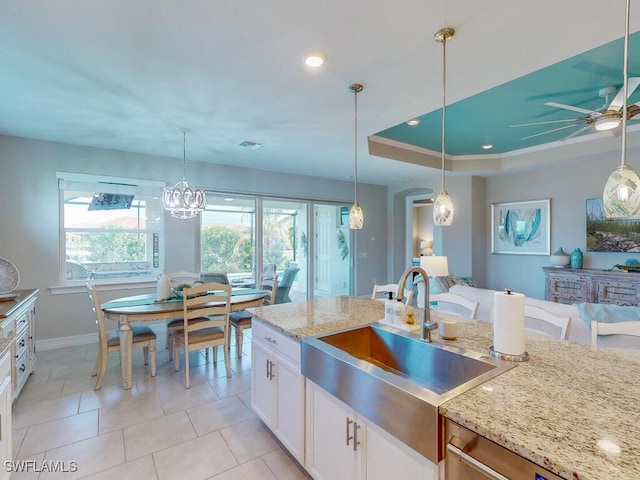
87,283,156,391
372,283,414,306
173,282,232,388
430,292,479,320
524,304,572,340
229,272,276,357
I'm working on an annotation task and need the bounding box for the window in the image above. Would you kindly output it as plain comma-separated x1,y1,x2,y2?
200,195,256,284
59,172,164,283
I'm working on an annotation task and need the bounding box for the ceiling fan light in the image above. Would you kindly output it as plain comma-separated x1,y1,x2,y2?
603,165,640,217
595,116,621,131
433,190,453,226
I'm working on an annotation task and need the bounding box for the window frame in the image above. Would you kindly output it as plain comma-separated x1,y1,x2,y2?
57,171,165,287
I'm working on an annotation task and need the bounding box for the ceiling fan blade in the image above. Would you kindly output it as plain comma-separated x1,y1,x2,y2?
511,119,583,128
544,102,598,115
608,77,640,111
519,123,585,141
561,125,592,141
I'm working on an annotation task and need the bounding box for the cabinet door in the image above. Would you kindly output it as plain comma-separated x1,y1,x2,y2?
251,340,274,427
274,353,304,462
306,382,357,480
360,416,438,480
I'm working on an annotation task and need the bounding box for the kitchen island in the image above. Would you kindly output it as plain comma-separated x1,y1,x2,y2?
247,296,640,480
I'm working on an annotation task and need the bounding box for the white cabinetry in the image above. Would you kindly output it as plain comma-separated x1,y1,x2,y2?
306,380,439,480
0,289,38,402
0,350,12,480
250,320,304,463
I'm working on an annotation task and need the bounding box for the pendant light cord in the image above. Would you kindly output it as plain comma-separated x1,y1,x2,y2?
354,88,359,203
182,129,188,183
621,0,630,168
441,37,447,190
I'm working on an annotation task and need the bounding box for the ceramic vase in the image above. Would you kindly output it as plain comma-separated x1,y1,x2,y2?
550,248,571,267
571,248,583,269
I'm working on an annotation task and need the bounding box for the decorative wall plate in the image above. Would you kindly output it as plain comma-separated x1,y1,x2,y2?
0,257,19,293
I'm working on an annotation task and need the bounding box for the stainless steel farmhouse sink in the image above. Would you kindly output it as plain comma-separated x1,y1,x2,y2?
301,323,515,462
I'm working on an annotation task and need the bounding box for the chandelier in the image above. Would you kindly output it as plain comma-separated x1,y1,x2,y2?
162,129,206,219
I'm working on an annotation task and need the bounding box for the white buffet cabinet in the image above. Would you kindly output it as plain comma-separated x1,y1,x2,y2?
0,289,38,402
250,318,439,480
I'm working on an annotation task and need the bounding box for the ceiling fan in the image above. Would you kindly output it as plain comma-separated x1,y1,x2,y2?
511,78,640,141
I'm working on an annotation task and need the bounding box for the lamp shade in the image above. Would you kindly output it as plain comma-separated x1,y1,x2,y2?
603,164,640,217
420,255,449,277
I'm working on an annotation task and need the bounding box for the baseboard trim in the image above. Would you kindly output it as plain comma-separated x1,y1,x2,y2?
35,323,167,351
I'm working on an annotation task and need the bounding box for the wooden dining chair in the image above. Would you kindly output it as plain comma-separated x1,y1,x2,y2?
229,272,277,357
166,271,202,353
87,283,156,391
173,282,232,388
591,318,640,355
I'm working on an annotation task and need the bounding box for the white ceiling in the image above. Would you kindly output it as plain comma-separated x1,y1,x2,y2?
0,0,637,186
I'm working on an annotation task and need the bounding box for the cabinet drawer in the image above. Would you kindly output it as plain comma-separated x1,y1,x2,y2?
252,320,300,365
14,329,29,361
0,320,15,339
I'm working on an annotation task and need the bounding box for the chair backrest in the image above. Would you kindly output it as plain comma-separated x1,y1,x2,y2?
431,292,479,319
200,272,229,285
524,304,572,340
372,283,414,306
275,267,300,304
591,319,640,347
181,282,232,336
86,283,108,349
168,271,201,288
259,272,279,305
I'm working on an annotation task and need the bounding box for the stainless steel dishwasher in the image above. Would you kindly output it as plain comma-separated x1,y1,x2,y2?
445,420,565,480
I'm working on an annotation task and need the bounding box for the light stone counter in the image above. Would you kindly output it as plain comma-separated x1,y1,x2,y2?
248,297,640,480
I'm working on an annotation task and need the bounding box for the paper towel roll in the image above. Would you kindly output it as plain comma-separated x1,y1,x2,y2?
493,290,525,355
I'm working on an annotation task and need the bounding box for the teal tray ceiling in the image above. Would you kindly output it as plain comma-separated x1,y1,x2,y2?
375,32,640,156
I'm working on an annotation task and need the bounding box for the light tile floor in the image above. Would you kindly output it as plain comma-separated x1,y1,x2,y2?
10,330,310,480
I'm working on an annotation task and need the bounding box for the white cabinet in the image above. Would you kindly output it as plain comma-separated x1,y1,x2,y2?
251,320,304,463
305,380,439,480
0,289,38,402
0,350,12,480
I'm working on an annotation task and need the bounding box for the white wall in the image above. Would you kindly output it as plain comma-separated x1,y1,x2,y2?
0,135,387,341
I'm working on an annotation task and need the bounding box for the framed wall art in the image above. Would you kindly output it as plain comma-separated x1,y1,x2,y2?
586,198,640,252
491,199,551,255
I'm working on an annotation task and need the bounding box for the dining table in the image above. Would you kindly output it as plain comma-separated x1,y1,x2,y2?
102,287,267,389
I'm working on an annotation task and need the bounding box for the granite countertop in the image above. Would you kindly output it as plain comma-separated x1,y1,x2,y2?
248,296,640,480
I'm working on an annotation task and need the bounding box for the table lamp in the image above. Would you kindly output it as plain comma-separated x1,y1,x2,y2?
415,256,449,307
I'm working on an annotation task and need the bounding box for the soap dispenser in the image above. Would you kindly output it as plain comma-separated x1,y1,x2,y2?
393,298,406,325
384,292,395,323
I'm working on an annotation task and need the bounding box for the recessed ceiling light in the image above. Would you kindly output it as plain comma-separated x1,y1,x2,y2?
407,119,420,126
482,143,493,150
224,197,233,202
304,51,326,67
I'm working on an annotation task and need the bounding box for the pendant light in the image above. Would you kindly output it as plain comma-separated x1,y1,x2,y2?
433,27,455,226
349,83,365,230
162,129,206,219
603,0,640,218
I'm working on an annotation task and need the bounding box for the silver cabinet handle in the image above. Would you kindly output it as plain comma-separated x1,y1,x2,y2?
447,437,509,480
266,359,271,379
265,336,278,345
269,360,275,380
353,421,361,452
346,417,354,446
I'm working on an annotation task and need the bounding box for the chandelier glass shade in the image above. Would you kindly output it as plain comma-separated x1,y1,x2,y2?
349,83,364,230
603,0,640,218
163,130,206,219
433,27,455,227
